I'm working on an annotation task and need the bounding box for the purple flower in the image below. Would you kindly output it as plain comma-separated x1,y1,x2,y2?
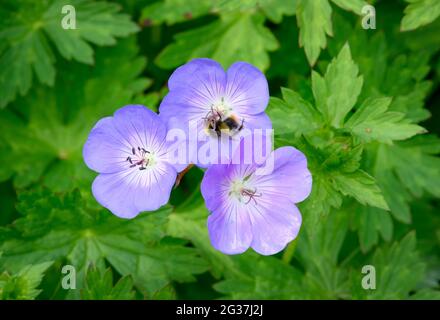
83,105,183,219
159,58,272,167
201,147,312,255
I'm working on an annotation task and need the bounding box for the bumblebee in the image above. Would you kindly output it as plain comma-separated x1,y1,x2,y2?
204,108,244,137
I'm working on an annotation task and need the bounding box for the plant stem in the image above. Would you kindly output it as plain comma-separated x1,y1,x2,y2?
282,239,298,264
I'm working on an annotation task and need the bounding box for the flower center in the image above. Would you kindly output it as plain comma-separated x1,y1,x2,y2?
126,146,156,170
213,97,232,115
229,179,262,205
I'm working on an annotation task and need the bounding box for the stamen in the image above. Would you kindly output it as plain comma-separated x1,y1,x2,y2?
240,188,262,205
126,146,153,170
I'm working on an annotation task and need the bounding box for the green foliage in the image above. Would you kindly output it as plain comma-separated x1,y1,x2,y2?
0,0,139,108
0,261,53,300
353,232,426,299
268,45,394,226
156,14,278,71
313,44,363,128
81,265,136,299
296,0,367,65
345,97,425,144
0,189,207,297
141,0,296,25
0,38,149,190
401,0,440,31
296,0,333,66
0,0,439,301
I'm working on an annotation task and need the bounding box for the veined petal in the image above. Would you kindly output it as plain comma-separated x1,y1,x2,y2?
207,204,253,255
225,62,269,115
242,112,272,131
249,199,302,255
113,105,168,153
160,58,226,123
92,162,176,219
83,117,132,174
201,163,231,211
251,147,312,203
168,58,226,94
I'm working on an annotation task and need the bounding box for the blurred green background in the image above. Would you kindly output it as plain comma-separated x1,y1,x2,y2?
0,0,439,300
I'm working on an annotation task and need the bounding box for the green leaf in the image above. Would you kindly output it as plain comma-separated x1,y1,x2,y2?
214,0,297,22
345,97,426,144
352,206,393,253
257,0,297,23
371,144,413,224
299,173,342,228
214,253,304,299
167,188,235,279
355,232,426,299
401,0,440,31
332,170,389,210
155,14,278,71
296,0,370,65
81,266,136,300
387,136,440,198
330,0,368,15
266,87,321,137
294,137,387,224
409,289,440,300
0,0,139,108
313,43,363,127
0,37,148,191
140,0,296,25
329,26,433,123
296,0,333,65
0,261,53,300
367,136,440,228
296,210,351,299
140,0,212,25
0,189,208,296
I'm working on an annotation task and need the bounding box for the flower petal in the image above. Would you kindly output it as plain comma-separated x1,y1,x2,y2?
92,163,176,219
252,146,312,203
242,112,272,132
225,62,269,115
201,163,231,211
83,117,132,174
160,58,226,123
113,105,167,153
249,198,302,255
168,58,226,93
202,163,254,254
207,205,253,255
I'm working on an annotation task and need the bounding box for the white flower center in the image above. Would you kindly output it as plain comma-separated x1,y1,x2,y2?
229,179,262,205
212,97,232,116
143,151,157,167
230,180,245,198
